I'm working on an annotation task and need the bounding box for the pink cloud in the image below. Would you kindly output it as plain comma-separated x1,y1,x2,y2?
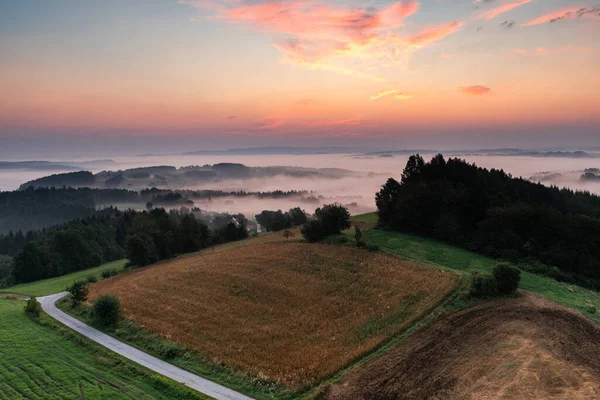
509,45,591,57
460,85,491,96
404,22,463,48
477,0,533,21
185,1,461,78
523,7,600,26
309,117,363,126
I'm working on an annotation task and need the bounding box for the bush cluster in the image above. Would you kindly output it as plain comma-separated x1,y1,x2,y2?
470,264,521,297
24,296,42,318
101,268,119,279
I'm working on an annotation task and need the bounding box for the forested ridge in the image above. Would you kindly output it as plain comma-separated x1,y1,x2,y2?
0,186,313,234
377,154,600,289
0,207,248,285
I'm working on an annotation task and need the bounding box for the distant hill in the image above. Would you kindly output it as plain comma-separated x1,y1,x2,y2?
0,161,79,171
19,171,95,190
19,163,365,190
183,146,367,155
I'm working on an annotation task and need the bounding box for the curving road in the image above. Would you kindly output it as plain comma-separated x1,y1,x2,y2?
38,292,254,400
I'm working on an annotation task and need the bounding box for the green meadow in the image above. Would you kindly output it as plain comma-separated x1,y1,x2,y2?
0,298,208,400
349,213,600,322
2,259,127,297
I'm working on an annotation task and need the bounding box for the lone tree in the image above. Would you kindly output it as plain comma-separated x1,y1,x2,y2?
354,225,364,247
314,204,351,236
283,229,295,240
67,280,89,306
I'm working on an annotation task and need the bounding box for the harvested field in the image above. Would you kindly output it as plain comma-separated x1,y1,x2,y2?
89,242,457,389
325,294,600,400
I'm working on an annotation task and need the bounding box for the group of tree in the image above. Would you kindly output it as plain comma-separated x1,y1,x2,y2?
4,207,248,285
0,186,145,235
376,154,600,289
0,255,13,288
301,204,351,242
0,185,321,237
255,207,308,232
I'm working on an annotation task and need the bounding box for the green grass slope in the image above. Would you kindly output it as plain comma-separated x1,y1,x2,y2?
0,298,208,400
2,259,127,297
349,213,600,322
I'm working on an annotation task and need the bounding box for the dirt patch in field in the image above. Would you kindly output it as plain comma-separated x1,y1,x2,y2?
325,294,600,400
89,242,457,389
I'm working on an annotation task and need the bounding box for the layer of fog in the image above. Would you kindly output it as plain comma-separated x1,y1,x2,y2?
1,153,599,218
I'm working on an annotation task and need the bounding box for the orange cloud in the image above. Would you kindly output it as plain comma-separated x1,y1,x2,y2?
478,0,533,20
308,117,363,126
460,85,491,96
509,45,591,57
395,93,413,100
370,90,397,100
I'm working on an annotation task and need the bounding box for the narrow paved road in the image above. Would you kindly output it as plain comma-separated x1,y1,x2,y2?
39,292,254,400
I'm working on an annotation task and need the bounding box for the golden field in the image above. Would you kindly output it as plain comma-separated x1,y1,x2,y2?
89,241,457,389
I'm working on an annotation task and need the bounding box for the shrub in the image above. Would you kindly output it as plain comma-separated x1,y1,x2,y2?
470,273,497,298
365,243,380,252
492,263,521,295
159,342,184,360
338,236,350,244
93,295,121,327
24,296,42,318
101,268,118,279
67,280,89,305
585,303,597,314
300,220,324,243
86,274,98,284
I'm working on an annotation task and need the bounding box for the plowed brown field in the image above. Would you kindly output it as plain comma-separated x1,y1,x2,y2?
89,242,457,388
325,294,600,400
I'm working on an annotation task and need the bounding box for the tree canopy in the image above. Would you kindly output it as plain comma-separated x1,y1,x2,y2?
377,154,600,289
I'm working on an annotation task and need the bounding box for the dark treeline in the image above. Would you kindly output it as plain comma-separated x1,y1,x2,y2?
17,171,96,190
0,186,315,235
0,255,12,287
255,207,309,232
0,186,96,234
3,208,248,285
377,154,600,289
177,189,313,200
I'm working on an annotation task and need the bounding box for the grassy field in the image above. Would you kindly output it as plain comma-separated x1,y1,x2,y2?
2,259,127,297
0,298,207,400
347,213,600,322
83,241,457,393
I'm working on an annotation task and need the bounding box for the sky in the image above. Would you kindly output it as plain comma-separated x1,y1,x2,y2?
0,0,599,153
